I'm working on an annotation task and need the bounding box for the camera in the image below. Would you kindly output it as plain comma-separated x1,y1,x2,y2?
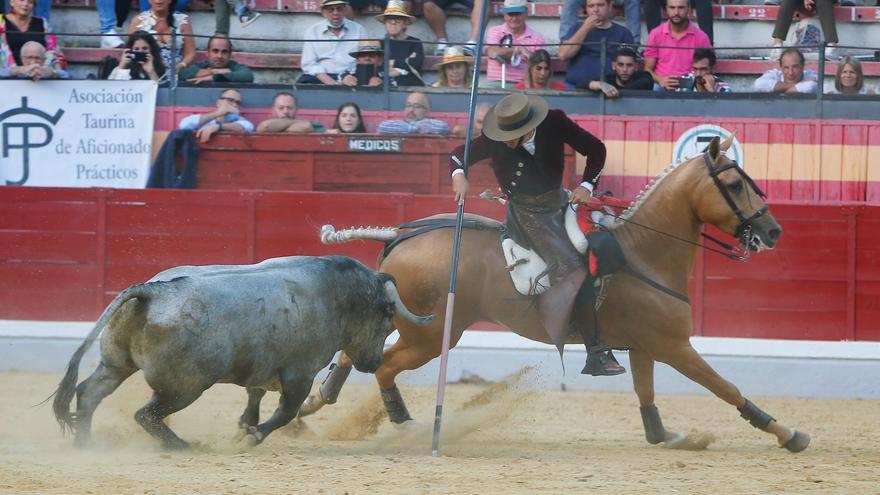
130,51,148,63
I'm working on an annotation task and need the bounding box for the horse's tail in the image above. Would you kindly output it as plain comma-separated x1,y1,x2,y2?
320,224,399,245
51,282,160,433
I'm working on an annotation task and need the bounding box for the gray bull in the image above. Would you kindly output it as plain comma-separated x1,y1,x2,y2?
52,255,432,449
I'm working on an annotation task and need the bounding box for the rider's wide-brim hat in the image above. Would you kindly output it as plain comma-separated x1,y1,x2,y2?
376,0,414,23
482,93,549,142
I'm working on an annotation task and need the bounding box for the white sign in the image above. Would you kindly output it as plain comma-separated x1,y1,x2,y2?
672,124,743,169
1,80,157,188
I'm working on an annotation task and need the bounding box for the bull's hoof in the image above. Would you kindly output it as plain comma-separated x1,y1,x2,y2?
782,429,810,453
236,426,264,448
297,394,326,418
391,419,420,430
162,437,190,451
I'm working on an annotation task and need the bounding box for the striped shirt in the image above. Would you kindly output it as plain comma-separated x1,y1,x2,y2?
377,118,450,136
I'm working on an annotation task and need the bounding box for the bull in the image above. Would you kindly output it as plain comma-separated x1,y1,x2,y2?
52,255,433,450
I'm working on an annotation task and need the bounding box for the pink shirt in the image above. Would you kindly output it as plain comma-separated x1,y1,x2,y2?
485,23,545,82
643,21,711,78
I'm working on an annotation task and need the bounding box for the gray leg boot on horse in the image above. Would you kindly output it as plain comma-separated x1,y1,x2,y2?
572,278,625,376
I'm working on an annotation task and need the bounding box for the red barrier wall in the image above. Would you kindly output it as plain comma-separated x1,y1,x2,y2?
1,187,878,341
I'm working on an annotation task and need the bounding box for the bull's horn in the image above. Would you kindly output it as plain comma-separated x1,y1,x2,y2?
383,280,434,325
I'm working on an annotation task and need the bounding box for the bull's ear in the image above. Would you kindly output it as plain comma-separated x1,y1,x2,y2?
708,136,721,165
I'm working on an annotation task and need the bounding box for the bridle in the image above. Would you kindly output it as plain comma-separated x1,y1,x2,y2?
702,152,768,256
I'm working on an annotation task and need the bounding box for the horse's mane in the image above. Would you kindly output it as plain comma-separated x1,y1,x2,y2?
614,158,689,224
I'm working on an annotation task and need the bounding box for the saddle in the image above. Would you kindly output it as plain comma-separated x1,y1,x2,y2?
502,194,628,298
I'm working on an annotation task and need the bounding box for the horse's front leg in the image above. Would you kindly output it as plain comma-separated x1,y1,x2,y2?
657,344,810,452
629,347,686,447
297,353,353,418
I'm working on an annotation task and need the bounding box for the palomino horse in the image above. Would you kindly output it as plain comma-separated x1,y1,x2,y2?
293,135,809,452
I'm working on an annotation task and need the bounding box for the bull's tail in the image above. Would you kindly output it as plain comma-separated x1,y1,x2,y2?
51,282,160,433
320,224,398,245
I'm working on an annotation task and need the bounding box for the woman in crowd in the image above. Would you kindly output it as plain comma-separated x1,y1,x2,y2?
1,0,64,69
828,56,875,95
108,31,166,81
432,45,473,88
128,0,195,73
326,102,367,134
377,0,424,87
515,49,569,90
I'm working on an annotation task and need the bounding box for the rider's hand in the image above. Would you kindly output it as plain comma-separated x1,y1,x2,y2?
569,185,592,205
452,174,470,203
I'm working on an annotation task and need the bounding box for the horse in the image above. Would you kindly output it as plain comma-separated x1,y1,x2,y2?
291,135,809,452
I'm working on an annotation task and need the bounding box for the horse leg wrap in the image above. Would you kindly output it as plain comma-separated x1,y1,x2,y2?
737,398,775,429
318,363,352,405
640,405,667,445
381,386,413,424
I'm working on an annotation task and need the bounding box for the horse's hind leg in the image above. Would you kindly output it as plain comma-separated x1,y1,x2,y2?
73,363,136,448
659,344,810,452
134,389,205,450
629,348,684,446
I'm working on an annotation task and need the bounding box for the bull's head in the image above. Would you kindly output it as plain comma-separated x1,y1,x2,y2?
346,274,434,373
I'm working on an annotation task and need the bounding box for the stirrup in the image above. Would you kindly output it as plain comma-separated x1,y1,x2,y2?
581,348,626,376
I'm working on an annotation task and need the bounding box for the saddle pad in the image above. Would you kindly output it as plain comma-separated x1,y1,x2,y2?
501,238,550,295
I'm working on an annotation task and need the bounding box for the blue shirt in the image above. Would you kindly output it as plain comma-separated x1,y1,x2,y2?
562,22,633,88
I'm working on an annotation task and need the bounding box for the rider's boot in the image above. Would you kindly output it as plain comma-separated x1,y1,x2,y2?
572,278,626,376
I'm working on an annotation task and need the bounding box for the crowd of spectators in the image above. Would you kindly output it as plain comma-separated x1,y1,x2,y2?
4,0,877,145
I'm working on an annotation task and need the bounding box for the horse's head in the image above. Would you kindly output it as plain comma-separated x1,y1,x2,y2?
693,135,782,252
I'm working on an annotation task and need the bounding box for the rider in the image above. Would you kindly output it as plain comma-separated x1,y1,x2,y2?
450,93,624,376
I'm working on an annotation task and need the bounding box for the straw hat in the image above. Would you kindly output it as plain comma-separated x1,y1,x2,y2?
321,0,348,8
482,93,549,142
503,0,528,14
349,39,384,57
376,0,414,23
434,46,474,68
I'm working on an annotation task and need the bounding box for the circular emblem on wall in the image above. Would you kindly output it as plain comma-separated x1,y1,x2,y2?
672,125,743,170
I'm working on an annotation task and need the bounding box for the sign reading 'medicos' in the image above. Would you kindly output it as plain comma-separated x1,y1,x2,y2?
347,137,403,153
0,81,157,188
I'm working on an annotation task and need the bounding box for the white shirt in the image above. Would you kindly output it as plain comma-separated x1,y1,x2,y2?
754,68,819,94
300,18,366,76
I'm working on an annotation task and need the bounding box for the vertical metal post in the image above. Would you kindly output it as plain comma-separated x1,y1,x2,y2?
816,43,826,119
383,35,391,111
599,38,607,117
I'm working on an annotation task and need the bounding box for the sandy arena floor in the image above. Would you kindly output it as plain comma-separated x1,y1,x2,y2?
0,368,878,495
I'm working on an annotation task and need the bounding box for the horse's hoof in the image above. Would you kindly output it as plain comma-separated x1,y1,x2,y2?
782,429,810,453
661,431,687,449
297,394,326,418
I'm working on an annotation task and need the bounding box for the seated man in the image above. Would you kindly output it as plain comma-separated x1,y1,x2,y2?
177,33,254,84
588,47,654,97
256,92,323,133
754,47,817,94
484,0,545,87
559,0,633,89
178,89,254,143
675,48,731,93
643,0,711,91
452,102,490,138
378,91,450,135
0,41,69,80
297,0,366,85
339,39,385,87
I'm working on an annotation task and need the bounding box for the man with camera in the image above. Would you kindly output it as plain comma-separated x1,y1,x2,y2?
178,89,254,143
178,33,254,85
674,48,731,93
338,40,385,87
643,0,711,91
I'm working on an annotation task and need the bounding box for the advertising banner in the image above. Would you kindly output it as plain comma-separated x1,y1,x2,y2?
1,80,157,188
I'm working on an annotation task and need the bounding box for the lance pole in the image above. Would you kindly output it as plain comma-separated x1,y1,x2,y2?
430,0,492,458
